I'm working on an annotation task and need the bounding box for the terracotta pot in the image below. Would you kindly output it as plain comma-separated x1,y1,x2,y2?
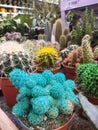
37,65,61,74
18,113,75,130
54,113,75,130
62,64,76,80
0,77,18,107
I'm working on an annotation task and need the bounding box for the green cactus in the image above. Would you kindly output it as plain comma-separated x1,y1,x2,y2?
63,27,69,36
77,63,98,97
59,34,67,49
55,19,62,42
0,51,33,77
76,64,90,85
79,93,98,129
82,36,94,63
38,34,44,40
45,21,51,41
71,8,94,45
82,64,98,97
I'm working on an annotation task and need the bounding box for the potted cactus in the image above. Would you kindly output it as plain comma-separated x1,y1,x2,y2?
62,34,95,80
35,46,61,73
0,41,35,107
9,69,79,130
62,46,83,80
76,63,98,105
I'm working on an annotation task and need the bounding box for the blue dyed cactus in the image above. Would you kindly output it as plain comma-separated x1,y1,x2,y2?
50,83,65,99
53,72,66,84
28,111,44,125
59,99,74,114
9,69,78,125
42,70,53,84
63,80,75,91
47,107,59,119
9,68,29,89
13,99,30,116
31,85,49,98
31,96,50,115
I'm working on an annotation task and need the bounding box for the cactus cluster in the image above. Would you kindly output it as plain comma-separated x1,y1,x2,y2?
0,41,34,77
35,46,59,70
76,63,98,97
59,26,71,50
63,46,83,67
9,69,79,125
62,34,96,68
60,44,78,58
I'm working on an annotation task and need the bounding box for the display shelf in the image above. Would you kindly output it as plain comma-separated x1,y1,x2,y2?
0,4,33,10
0,4,33,16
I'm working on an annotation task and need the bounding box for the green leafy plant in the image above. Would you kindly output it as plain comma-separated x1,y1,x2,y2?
71,8,94,45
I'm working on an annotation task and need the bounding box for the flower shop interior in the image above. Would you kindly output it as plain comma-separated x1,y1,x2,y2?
0,0,98,130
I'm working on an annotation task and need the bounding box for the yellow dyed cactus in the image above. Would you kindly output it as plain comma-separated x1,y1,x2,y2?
35,46,59,69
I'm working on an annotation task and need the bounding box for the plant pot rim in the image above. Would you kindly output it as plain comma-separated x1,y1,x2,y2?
62,63,76,69
17,113,75,130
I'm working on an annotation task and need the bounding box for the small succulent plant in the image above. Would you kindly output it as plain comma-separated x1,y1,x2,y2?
9,69,79,126
35,46,59,70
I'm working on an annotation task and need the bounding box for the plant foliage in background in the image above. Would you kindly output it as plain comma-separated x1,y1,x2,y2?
71,8,94,45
